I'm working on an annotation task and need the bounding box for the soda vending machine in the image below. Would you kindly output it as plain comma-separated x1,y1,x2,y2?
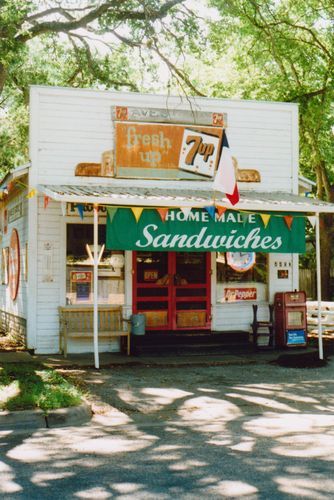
274,291,307,347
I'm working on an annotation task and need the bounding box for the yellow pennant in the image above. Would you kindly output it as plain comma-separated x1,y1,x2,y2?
131,207,144,222
26,189,37,199
260,214,271,228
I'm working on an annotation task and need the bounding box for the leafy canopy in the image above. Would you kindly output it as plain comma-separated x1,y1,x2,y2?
0,0,203,173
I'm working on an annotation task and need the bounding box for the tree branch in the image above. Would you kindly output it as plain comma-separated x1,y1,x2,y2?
17,1,185,43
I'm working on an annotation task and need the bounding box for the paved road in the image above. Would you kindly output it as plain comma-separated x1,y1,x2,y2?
1,359,334,499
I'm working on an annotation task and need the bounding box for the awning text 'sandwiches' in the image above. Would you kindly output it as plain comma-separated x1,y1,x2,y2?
106,208,305,253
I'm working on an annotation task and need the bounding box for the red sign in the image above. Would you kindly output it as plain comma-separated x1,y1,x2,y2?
9,229,20,301
70,271,92,283
144,270,158,282
224,287,257,302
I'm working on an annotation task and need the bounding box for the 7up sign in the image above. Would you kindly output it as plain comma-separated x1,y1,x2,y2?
179,129,221,178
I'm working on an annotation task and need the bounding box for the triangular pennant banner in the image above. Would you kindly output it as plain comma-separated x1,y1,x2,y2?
44,195,50,209
180,207,192,220
61,201,66,217
284,215,294,230
205,206,216,220
260,213,271,228
216,206,227,217
157,208,169,222
307,216,316,228
26,188,37,199
77,204,84,220
131,207,144,222
107,207,118,224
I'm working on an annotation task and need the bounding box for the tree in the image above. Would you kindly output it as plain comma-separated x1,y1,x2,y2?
0,0,203,173
205,0,334,298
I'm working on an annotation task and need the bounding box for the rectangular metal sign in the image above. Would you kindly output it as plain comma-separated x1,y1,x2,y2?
114,122,224,180
106,208,306,253
286,329,307,345
223,287,257,301
112,106,227,127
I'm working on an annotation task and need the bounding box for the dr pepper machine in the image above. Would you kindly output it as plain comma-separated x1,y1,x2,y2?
274,291,307,347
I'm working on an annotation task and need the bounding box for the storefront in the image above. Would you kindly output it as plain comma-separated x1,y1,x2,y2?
1,85,334,359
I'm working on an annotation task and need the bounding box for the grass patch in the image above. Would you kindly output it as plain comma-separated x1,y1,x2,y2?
0,363,83,413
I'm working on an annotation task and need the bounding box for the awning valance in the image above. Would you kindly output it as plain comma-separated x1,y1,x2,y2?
38,183,334,214
106,207,306,253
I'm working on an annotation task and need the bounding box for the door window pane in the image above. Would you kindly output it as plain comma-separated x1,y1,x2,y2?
176,252,206,284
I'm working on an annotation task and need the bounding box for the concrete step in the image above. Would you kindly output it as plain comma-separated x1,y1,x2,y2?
132,331,251,356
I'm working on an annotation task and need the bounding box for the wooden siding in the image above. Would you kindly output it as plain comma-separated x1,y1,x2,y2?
29,86,299,353
0,191,29,329
31,86,297,191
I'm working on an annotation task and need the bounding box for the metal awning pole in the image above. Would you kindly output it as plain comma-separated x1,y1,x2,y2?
315,212,323,360
93,204,99,369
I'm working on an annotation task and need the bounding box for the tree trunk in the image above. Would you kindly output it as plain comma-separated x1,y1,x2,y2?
320,214,334,300
0,63,6,96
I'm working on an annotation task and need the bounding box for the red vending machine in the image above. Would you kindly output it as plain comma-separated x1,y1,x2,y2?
274,291,307,347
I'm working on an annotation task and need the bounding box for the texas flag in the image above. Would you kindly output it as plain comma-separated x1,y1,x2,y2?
212,132,239,205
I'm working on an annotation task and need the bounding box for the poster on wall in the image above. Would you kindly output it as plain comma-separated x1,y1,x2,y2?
8,229,20,300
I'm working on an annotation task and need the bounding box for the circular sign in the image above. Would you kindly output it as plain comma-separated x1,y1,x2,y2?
226,252,256,272
9,229,20,300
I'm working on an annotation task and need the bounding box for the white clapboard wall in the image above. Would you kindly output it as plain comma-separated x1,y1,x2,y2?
0,192,29,321
28,86,298,353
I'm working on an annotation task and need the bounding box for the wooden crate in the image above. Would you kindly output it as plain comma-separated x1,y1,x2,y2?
176,311,206,328
144,311,168,327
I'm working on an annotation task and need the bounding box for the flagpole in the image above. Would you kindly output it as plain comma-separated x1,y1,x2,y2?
315,212,323,360
93,204,99,369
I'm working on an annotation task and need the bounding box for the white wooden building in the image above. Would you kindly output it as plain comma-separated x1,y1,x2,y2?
1,85,333,355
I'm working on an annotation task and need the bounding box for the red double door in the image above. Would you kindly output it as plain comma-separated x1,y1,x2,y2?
133,251,211,331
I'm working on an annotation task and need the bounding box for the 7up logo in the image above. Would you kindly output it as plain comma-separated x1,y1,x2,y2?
179,128,221,178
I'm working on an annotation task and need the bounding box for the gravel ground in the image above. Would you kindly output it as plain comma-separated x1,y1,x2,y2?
2,353,334,499
71,354,334,420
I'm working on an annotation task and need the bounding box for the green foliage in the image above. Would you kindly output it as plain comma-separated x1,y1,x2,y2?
206,0,333,192
0,363,83,413
0,0,203,174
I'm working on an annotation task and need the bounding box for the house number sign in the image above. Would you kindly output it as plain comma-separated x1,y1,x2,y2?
9,228,20,300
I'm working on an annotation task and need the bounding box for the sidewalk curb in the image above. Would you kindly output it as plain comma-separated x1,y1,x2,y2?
46,402,92,428
0,402,92,431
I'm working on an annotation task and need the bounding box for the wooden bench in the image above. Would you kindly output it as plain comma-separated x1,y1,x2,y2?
58,305,131,357
307,301,334,336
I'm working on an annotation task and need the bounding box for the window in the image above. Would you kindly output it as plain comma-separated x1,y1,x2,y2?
66,224,125,305
216,252,268,303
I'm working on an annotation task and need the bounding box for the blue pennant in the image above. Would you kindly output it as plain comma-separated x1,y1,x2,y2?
77,204,84,220
204,206,216,220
